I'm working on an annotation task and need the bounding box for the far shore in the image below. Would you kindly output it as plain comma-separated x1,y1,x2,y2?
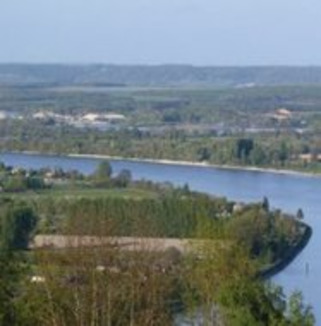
68,153,321,178
3,150,321,179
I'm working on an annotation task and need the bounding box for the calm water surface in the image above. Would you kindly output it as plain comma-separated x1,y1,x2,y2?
1,152,320,323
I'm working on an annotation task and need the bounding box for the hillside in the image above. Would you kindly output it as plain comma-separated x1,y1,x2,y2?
2,64,321,86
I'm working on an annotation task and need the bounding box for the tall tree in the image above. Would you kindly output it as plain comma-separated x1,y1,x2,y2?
1,204,37,251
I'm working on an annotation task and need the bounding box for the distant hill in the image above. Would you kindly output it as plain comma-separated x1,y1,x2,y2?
1,64,321,86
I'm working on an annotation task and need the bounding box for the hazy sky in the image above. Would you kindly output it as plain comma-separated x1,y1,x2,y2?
1,0,320,65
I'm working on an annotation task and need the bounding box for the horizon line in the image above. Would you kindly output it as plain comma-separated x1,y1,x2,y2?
0,62,321,68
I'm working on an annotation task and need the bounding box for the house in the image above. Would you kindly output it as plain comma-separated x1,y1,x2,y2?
81,113,125,122
0,111,9,120
276,108,292,118
269,108,293,122
299,153,321,163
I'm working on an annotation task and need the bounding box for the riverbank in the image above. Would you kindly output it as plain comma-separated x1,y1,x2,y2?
260,223,313,279
5,150,321,178
67,152,321,178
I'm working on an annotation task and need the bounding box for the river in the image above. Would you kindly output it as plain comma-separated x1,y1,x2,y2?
0,152,320,322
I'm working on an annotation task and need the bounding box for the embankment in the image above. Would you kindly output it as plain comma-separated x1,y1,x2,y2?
260,223,313,279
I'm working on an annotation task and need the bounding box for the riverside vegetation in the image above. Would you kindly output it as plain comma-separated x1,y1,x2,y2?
3,80,321,173
0,161,315,325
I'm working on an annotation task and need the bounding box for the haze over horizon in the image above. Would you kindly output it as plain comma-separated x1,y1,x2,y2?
1,0,320,66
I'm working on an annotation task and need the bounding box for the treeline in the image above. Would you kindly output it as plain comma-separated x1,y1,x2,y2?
0,160,132,193
2,84,321,124
2,64,321,86
0,163,48,192
1,122,319,171
32,191,305,268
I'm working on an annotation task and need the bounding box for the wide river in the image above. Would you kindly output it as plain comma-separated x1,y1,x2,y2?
1,152,320,322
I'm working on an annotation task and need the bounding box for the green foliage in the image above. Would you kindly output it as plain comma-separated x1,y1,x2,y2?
296,208,304,220
95,160,113,178
226,205,302,264
113,169,132,188
0,202,37,251
262,197,270,212
0,69,319,324
183,239,314,326
0,201,37,325
288,291,315,326
0,193,313,325
63,195,221,238
251,145,267,166
218,281,285,326
30,192,308,272
236,138,254,162
0,251,26,325
16,248,179,326
92,161,113,187
3,175,28,192
3,83,321,173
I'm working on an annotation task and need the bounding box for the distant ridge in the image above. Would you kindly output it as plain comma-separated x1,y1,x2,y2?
1,64,321,86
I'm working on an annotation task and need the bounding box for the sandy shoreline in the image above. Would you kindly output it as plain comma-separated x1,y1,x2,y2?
67,153,321,178
4,150,321,178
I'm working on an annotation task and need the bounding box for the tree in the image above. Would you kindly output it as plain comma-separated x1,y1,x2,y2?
262,197,270,212
93,161,113,186
0,202,37,325
113,169,132,187
288,291,315,326
250,145,267,166
0,250,26,325
236,138,254,162
278,142,289,167
3,176,28,192
95,161,112,179
197,147,211,162
296,208,304,221
1,203,37,251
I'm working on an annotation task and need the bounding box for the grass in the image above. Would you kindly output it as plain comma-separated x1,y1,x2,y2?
0,186,159,201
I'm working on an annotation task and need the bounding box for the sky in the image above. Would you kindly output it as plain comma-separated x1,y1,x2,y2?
0,0,320,65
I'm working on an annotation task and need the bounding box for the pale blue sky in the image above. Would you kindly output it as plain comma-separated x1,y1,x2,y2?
0,0,320,65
